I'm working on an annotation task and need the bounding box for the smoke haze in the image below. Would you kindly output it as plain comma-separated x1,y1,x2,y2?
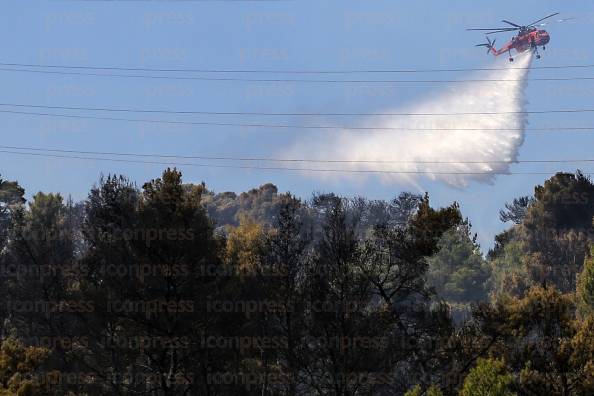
285,52,533,188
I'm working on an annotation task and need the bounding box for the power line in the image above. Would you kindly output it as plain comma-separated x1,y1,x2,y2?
64,0,291,2
1,66,594,83
2,102,594,117
2,109,593,132
2,145,594,165
2,61,594,74
0,149,585,176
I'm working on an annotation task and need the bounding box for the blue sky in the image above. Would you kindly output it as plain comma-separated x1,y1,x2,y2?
1,0,593,250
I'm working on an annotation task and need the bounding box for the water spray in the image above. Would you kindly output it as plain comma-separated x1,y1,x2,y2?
286,52,533,187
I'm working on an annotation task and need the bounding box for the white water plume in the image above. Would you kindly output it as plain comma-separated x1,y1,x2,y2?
285,52,533,188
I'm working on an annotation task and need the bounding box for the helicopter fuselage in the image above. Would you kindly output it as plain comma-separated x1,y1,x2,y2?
494,29,550,56
468,13,559,61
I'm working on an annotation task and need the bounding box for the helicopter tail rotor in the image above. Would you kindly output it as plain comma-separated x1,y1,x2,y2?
476,37,497,55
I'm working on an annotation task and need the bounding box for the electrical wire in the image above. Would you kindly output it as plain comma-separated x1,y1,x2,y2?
1,144,593,165
1,109,592,132
0,149,585,176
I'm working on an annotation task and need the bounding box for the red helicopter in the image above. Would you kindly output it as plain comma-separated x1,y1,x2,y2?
467,12,563,62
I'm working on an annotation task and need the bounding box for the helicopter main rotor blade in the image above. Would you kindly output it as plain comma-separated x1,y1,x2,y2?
466,27,515,30
475,28,519,35
466,27,518,31
488,29,518,33
527,12,560,27
484,31,509,35
502,20,522,28
537,17,576,27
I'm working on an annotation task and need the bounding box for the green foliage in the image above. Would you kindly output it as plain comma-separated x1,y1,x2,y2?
577,246,594,318
459,358,515,396
427,385,444,396
0,176,25,250
427,222,489,303
521,172,594,292
405,384,443,396
0,337,50,396
79,169,223,395
568,315,594,393
404,385,423,396
488,240,532,298
526,171,594,231
7,168,594,395
492,172,594,294
3,191,79,362
470,285,594,395
202,183,289,227
499,196,533,224
224,220,266,271
410,194,463,257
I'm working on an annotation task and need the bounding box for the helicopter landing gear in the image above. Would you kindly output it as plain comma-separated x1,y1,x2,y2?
531,38,542,59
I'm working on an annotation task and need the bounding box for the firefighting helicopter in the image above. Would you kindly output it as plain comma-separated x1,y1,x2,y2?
467,12,570,62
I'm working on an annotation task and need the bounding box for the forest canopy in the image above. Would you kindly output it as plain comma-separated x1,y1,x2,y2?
0,169,593,395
